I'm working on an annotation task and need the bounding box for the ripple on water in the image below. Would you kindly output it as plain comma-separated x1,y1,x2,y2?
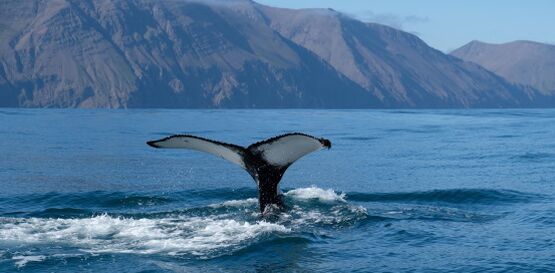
0,186,538,269
511,152,554,162
346,188,541,205
0,187,362,262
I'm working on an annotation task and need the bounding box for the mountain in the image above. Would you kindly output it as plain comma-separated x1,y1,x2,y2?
0,0,376,108
0,0,547,108
451,40,555,94
258,6,547,107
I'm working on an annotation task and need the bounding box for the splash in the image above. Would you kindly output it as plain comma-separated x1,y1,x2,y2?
213,198,258,208
0,186,514,269
284,186,346,203
12,255,46,268
0,214,289,257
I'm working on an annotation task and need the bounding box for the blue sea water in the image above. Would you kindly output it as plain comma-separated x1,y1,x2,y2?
0,109,554,272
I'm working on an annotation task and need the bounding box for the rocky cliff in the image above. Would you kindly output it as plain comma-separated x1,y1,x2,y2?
0,0,547,108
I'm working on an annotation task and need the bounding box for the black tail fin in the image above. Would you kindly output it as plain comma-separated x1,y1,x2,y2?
147,133,331,212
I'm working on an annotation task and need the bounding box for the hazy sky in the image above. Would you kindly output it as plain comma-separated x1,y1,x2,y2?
256,0,555,52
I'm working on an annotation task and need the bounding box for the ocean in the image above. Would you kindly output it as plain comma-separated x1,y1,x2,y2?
0,109,554,272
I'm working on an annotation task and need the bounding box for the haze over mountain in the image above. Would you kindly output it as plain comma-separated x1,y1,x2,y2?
452,40,555,94
0,0,548,108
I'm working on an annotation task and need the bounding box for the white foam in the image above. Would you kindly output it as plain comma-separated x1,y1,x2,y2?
278,201,368,227
0,187,370,260
285,186,346,203
212,198,258,207
12,255,46,268
0,214,290,257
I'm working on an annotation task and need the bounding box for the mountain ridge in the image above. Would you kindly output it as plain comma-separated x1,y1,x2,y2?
0,0,550,108
451,40,555,95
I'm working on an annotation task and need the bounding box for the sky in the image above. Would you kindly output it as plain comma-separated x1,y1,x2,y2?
256,0,555,52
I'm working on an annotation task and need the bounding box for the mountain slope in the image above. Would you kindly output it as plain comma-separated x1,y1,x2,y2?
257,5,541,107
0,0,376,108
451,40,555,94
0,0,548,108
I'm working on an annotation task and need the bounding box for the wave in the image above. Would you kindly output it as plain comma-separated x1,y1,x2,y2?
511,152,554,162
494,134,521,139
346,188,540,205
211,198,258,208
1,187,347,216
1,191,173,209
0,187,368,261
0,186,534,265
284,186,346,203
11,255,46,268
0,214,290,258
27,208,92,218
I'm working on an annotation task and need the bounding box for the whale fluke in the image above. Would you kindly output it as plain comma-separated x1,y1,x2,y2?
147,135,247,168
147,133,331,212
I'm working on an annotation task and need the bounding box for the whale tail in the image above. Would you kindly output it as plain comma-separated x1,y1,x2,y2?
147,133,331,212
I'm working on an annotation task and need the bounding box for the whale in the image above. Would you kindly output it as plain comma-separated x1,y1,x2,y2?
147,133,331,213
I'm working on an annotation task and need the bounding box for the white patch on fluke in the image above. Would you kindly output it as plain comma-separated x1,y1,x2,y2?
285,186,346,202
150,136,245,168
253,134,324,166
